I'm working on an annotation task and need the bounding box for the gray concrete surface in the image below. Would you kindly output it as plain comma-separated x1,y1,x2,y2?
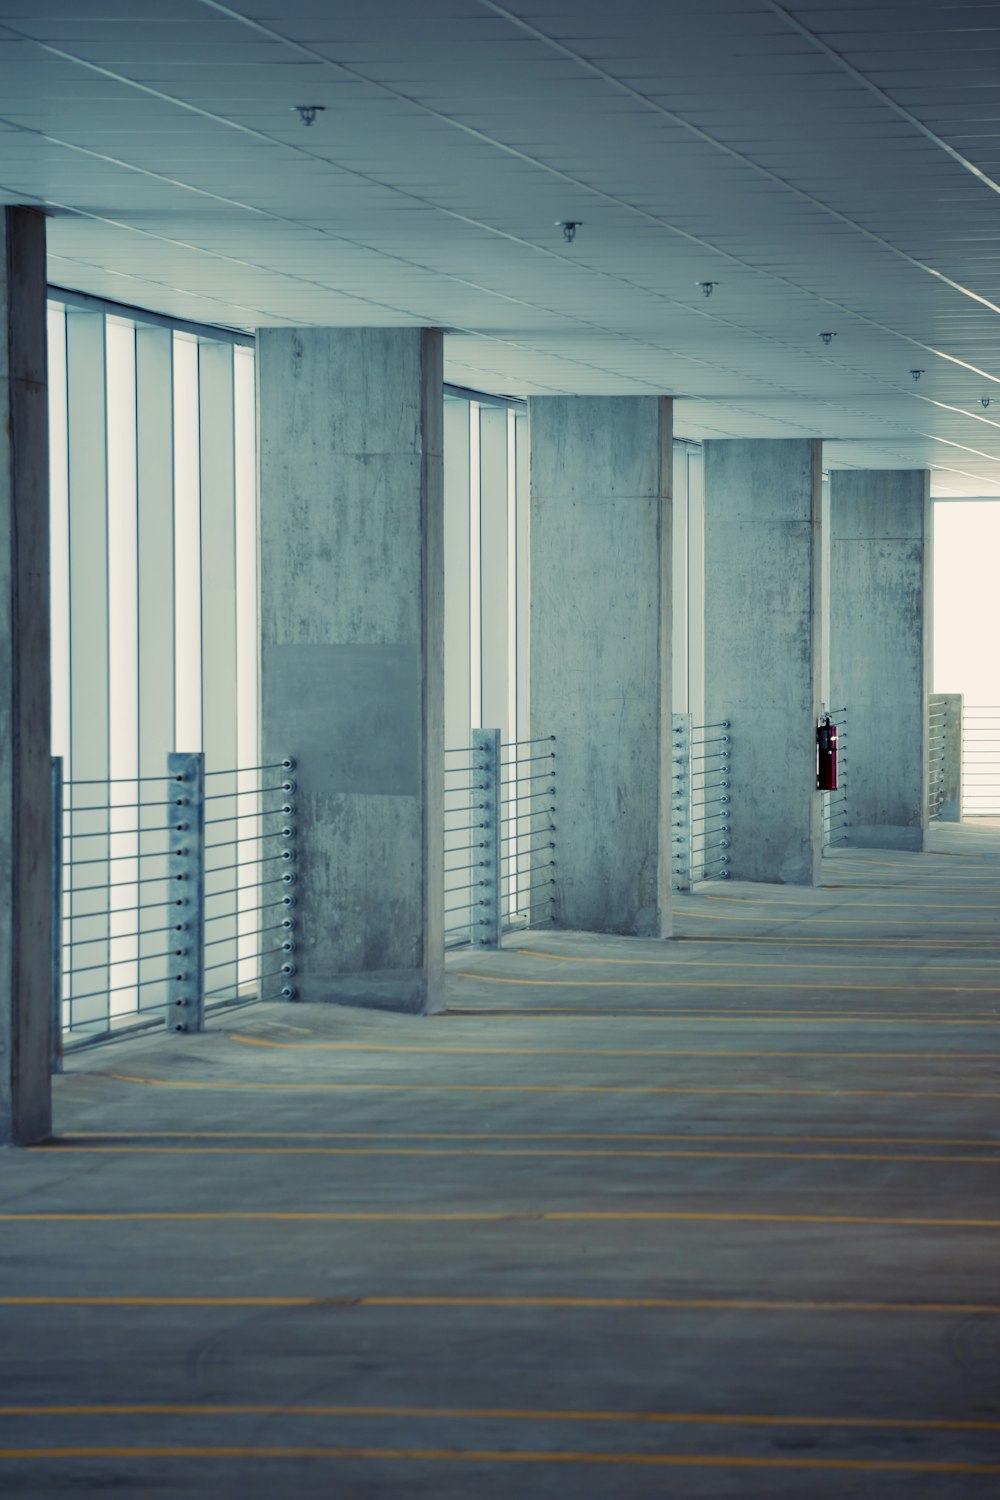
258,328,444,1014
3,821,1000,1494
703,439,824,886
0,206,51,1145
830,468,931,851
529,396,673,937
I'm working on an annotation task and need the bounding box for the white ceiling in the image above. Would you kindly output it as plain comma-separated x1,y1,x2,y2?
2,0,1000,493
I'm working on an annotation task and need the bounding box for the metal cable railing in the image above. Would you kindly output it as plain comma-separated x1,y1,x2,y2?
444,730,556,948
199,757,298,1020
961,705,1000,817
927,695,947,821
500,735,556,935
443,737,494,950
821,708,849,847
53,753,296,1061
672,716,731,888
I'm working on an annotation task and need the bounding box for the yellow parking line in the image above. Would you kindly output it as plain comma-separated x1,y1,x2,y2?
103,1071,1000,1099
2,1402,998,1431
515,948,1000,973
0,1445,996,1472
3,1209,1000,1228
28,1145,1000,1163
3,1294,998,1312
446,1008,1000,1024
820,884,1000,892
455,970,1000,992
682,909,1000,928
224,1036,1000,1060
706,896,1000,910
61,1130,1000,1146
673,936,1000,947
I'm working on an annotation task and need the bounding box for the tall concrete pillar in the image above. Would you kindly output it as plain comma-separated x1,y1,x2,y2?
530,396,673,937
258,329,444,1013
703,439,824,885
0,208,51,1144
830,469,931,850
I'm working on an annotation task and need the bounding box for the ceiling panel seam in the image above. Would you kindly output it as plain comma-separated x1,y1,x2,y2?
473,0,1000,325
4,4,998,400
0,31,921,399
765,1,1000,203
205,0,1000,385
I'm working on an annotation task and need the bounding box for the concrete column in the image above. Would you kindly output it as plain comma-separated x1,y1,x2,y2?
0,208,51,1144
830,470,931,850
258,328,444,1013
529,396,673,937
703,439,824,885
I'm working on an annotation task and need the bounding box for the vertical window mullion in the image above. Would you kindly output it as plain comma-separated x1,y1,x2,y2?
65,308,110,1034
173,334,202,753
106,318,140,1019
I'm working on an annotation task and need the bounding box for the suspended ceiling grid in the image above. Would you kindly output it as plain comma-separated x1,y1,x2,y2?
1,0,999,493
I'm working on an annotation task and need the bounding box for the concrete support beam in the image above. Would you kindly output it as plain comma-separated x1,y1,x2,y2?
529,396,673,937
0,208,51,1144
830,470,931,851
703,439,824,885
258,328,444,1013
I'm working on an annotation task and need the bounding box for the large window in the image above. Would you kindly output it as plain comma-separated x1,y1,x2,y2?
48,293,258,780
48,292,258,1033
443,391,529,747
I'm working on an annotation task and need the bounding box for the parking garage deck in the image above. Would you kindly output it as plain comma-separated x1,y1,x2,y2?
3,824,1000,1496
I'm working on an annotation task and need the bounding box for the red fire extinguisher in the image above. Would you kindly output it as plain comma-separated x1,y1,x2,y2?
817,715,838,791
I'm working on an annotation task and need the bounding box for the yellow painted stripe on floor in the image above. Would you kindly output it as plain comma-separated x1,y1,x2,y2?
515,948,1000,973
62,1130,1000,1146
703,897,1000,910
3,1403,998,1431
820,884,1000,893
682,909,1000,928
3,1294,997,1313
29,1144,1000,1164
673,935,1000,947
454,971,1000,993
3,1290,995,1314
3,1209,999,1228
447,1002,1000,1017
0,1445,997,1473
446,1008,1000,1024
103,1071,1000,1099
224,1035,1000,1060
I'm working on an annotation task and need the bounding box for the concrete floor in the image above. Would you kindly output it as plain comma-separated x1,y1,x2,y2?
3,823,1000,1495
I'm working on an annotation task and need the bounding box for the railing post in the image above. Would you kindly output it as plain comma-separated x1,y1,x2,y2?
276,760,298,998
168,750,205,1033
940,693,963,822
50,756,63,1075
671,714,691,892
473,728,501,948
